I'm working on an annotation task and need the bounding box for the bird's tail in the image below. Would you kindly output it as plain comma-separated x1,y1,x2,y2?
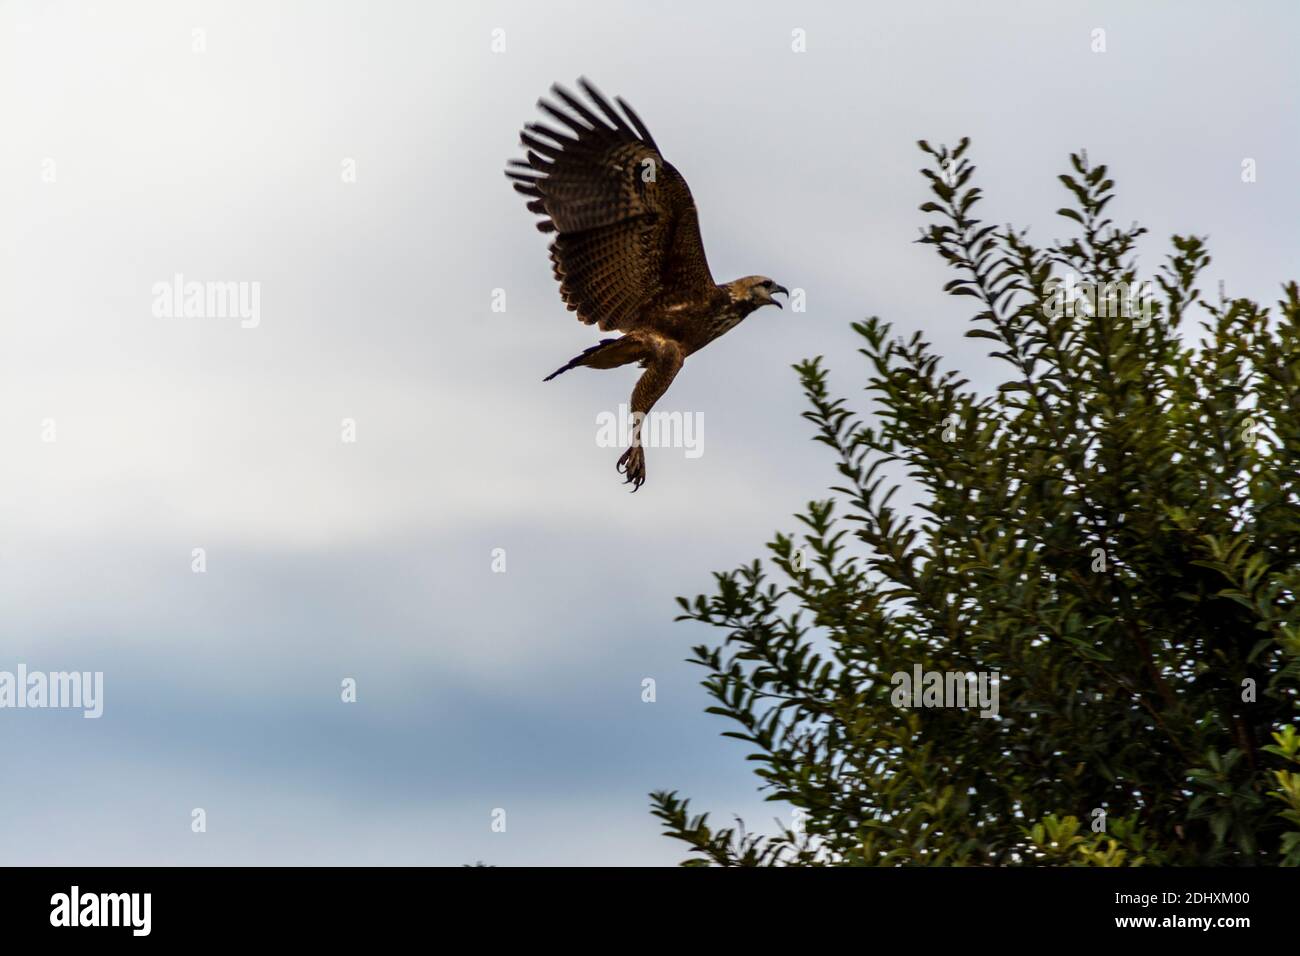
543,337,640,381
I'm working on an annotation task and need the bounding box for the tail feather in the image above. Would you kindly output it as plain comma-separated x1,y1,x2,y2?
543,337,640,381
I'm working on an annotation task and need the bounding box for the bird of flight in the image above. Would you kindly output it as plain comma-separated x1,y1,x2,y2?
506,79,787,491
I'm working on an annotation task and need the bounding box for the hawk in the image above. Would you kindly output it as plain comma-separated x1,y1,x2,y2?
506,79,787,491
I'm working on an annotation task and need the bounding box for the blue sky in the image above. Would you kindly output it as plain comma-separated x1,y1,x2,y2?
1,0,1297,864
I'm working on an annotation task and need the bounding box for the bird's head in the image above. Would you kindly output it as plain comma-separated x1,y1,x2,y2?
730,276,790,312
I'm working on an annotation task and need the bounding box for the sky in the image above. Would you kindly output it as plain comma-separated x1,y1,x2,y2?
1,0,1297,865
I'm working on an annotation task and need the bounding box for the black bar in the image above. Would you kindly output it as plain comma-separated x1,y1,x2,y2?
0,866,1281,940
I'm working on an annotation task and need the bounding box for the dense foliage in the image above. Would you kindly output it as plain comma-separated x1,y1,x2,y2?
651,142,1300,865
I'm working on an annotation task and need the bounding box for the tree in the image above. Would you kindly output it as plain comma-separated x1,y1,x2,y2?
650,141,1300,866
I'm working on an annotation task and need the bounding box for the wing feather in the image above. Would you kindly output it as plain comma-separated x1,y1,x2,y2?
505,79,715,332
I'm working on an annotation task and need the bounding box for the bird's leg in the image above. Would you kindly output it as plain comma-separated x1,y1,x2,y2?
616,344,683,492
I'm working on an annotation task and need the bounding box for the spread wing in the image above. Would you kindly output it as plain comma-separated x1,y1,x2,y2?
506,79,716,332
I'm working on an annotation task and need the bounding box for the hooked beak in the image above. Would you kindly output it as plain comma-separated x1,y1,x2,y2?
771,284,789,309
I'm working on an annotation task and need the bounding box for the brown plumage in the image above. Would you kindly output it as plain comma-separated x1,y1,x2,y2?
506,78,786,491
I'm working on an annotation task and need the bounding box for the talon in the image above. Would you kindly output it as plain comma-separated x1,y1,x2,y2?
616,445,646,490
